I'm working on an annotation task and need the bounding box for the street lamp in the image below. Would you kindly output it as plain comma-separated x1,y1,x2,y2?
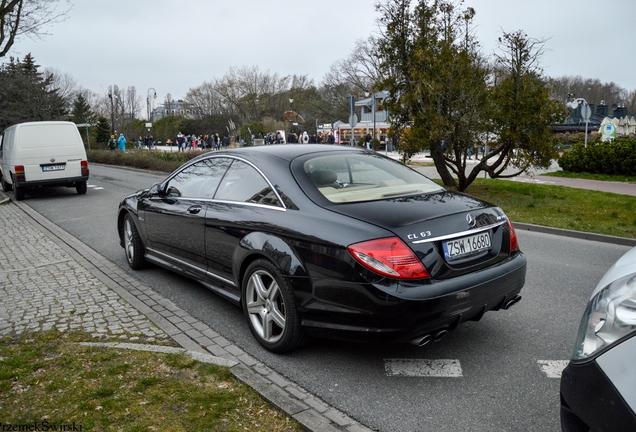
365,91,377,152
289,97,294,134
108,85,118,135
147,88,157,121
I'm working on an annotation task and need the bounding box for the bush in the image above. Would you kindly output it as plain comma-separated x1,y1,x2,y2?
87,149,208,173
558,137,636,176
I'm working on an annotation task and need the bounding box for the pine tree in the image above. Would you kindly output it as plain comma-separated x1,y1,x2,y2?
0,53,68,129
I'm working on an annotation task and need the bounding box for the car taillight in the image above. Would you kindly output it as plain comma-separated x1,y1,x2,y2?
348,237,430,279
15,165,25,182
81,160,89,176
508,219,518,252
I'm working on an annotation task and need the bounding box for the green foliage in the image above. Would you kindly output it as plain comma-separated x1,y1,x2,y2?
375,1,565,191
240,121,267,143
95,117,112,148
558,137,636,176
87,149,205,173
0,54,68,130
150,115,184,143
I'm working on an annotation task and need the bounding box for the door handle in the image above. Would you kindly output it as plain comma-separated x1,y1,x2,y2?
187,205,202,214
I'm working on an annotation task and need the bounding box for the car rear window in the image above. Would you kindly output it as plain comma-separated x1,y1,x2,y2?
302,153,443,203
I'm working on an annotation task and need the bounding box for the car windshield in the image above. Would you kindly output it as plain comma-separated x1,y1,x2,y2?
302,153,444,203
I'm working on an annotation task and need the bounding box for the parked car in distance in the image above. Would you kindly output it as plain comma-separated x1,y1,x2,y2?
0,121,89,200
117,144,526,353
560,246,636,431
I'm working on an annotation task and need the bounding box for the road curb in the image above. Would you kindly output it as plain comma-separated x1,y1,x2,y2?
513,222,636,247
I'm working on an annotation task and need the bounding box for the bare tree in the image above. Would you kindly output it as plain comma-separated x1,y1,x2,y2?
1,0,72,57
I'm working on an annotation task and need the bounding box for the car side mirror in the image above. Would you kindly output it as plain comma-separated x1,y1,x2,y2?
148,183,163,196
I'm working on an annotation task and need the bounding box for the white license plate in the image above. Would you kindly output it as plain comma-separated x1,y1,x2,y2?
443,232,491,260
41,164,66,172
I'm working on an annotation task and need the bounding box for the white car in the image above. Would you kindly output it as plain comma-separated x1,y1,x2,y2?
560,246,636,431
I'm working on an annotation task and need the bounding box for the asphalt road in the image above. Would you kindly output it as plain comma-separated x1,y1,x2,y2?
22,163,631,432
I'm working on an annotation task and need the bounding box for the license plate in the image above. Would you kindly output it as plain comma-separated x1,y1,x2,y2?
443,232,491,260
41,164,66,172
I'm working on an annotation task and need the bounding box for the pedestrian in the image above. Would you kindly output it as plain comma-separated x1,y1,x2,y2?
302,131,309,143
214,133,220,150
365,132,372,149
108,134,117,151
177,132,185,152
117,133,127,152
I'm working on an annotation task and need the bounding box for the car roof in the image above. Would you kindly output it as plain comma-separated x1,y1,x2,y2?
214,144,366,162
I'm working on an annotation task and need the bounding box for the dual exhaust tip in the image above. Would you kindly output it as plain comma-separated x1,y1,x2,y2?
409,295,523,347
410,330,448,347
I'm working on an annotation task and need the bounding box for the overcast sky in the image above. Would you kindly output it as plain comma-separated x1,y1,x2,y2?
9,0,636,106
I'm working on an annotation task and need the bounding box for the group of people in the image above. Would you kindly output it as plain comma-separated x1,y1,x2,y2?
264,130,335,145
173,132,229,152
108,133,127,151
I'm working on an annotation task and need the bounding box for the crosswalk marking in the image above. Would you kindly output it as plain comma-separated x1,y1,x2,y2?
538,360,570,378
383,359,570,378
384,359,463,377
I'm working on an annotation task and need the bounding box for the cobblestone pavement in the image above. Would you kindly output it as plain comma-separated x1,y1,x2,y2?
0,202,167,341
0,193,372,432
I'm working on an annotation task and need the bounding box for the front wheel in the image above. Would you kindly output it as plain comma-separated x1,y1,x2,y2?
123,214,146,269
242,259,306,353
1,173,12,192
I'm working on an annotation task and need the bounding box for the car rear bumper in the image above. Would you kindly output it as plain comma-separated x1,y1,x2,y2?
297,252,526,343
560,359,636,432
15,174,89,188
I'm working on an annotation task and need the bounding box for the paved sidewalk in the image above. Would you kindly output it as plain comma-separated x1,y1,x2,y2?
0,192,372,432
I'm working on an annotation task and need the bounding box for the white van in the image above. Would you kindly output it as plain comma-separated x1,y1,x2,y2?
0,121,89,201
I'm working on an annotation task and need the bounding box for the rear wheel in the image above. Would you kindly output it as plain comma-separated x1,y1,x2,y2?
14,185,25,201
123,214,146,269
76,181,87,195
242,259,307,353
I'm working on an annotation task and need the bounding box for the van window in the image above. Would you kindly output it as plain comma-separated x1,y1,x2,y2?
17,124,80,149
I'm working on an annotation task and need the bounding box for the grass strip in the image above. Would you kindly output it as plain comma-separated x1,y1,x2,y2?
462,178,636,239
0,331,301,431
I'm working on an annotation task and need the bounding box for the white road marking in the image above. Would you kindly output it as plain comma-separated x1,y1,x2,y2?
384,359,463,377
87,185,104,190
538,360,570,378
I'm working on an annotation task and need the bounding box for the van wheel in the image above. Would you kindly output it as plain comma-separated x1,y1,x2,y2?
0,174,12,192
14,185,25,201
76,181,87,195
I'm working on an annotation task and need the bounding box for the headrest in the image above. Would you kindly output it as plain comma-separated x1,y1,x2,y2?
310,170,338,185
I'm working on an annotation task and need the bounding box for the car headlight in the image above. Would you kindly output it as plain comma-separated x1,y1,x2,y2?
572,272,636,363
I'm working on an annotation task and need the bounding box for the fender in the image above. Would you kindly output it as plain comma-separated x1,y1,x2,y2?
117,194,140,247
236,231,308,281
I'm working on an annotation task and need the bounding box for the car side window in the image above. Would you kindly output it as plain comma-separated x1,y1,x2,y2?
164,158,232,199
215,160,282,207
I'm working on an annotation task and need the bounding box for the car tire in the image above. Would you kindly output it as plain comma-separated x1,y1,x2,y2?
0,174,12,192
123,213,146,270
14,185,25,201
242,259,307,353
76,181,87,195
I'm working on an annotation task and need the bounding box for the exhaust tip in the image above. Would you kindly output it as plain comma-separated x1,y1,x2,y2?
410,334,432,347
503,295,522,310
433,330,448,342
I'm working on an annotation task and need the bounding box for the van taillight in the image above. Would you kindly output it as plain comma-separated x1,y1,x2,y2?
81,160,89,176
15,165,25,182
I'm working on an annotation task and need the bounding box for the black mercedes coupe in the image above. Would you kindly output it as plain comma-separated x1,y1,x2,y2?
117,144,526,352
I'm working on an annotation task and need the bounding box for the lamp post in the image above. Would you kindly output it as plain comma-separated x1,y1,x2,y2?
289,97,294,135
364,91,377,152
147,88,157,121
108,85,118,135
